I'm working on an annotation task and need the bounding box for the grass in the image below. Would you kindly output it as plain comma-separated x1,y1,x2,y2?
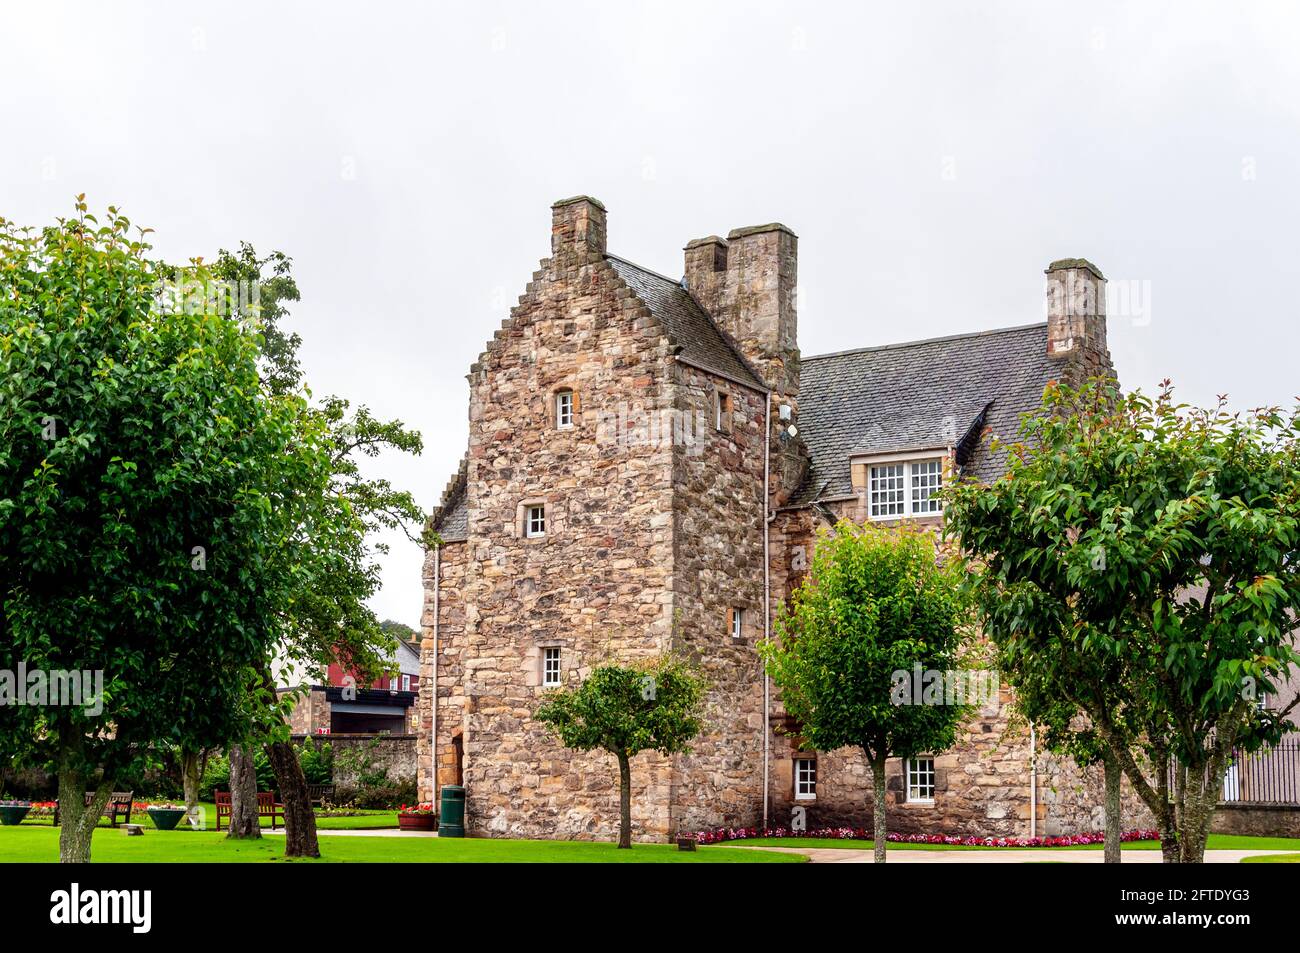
1241,852,1300,863
15,801,398,831
0,826,803,863
726,834,1300,852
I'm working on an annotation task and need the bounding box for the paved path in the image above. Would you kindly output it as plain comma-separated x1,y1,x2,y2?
732,845,1295,863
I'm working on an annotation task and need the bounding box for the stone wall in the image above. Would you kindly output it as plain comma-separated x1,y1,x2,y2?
281,687,330,735
666,362,767,834
421,198,682,842
294,733,418,786
1211,803,1300,838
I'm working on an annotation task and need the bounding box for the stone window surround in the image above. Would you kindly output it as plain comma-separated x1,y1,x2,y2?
714,386,733,433
794,755,817,801
725,605,748,639
852,449,950,522
524,639,567,689
551,385,579,429
516,499,550,540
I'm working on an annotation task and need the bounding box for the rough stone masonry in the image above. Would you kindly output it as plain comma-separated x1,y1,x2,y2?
417,196,1153,841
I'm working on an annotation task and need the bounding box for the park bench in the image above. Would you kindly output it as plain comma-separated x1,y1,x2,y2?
52,791,134,827
307,784,335,808
214,790,283,831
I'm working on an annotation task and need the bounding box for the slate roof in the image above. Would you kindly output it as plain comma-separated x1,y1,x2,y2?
604,255,763,389
791,322,1059,503
429,457,468,542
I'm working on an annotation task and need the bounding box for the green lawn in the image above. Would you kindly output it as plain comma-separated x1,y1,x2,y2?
728,834,1300,852
16,801,398,831
1241,852,1300,863
0,826,803,863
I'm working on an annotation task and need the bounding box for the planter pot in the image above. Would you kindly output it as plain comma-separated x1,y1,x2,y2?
0,806,30,826
398,813,436,831
146,807,187,831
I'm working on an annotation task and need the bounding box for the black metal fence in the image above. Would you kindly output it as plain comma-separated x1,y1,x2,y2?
1219,739,1300,804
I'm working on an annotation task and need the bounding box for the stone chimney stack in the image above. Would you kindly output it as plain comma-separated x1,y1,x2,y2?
551,196,607,264
683,223,799,396
1045,258,1109,380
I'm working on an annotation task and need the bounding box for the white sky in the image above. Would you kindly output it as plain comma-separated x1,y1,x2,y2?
4,1,1299,627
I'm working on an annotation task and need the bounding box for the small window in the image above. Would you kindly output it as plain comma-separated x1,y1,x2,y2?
542,647,562,687
388,676,398,691
556,390,574,428
715,390,733,432
868,458,944,519
526,505,546,538
906,757,935,803
730,607,744,640
794,757,817,800
401,675,411,692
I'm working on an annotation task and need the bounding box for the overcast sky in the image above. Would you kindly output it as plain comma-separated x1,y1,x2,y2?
4,1,1298,627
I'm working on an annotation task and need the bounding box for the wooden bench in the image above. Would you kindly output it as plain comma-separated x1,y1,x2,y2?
307,784,335,808
53,791,134,827
214,790,283,830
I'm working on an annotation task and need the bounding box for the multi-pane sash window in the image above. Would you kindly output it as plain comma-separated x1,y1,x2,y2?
906,757,935,802
526,505,546,538
794,758,817,800
542,647,562,687
556,390,574,428
868,458,943,519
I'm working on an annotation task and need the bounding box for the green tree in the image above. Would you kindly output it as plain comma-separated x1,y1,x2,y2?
944,378,1300,862
535,656,706,849
760,523,971,863
0,201,333,862
199,243,428,856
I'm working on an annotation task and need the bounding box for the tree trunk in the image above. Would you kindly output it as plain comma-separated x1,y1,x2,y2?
265,739,320,858
226,744,262,839
180,748,202,829
616,752,632,849
56,745,111,864
870,753,888,864
1103,754,1122,864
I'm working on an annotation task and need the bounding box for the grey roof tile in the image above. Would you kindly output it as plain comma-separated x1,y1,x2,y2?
604,255,763,389
792,323,1058,503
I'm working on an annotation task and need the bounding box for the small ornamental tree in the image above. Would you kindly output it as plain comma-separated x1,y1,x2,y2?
535,655,706,849
944,378,1300,863
761,523,971,863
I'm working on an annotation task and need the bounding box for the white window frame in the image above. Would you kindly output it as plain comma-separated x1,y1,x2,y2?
906,756,936,804
401,674,411,692
388,676,398,691
526,505,546,538
542,646,562,687
731,607,744,640
794,757,817,801
860,453,946,520
556,390,574,429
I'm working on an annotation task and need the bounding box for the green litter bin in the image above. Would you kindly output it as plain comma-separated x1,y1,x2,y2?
439,785,465,838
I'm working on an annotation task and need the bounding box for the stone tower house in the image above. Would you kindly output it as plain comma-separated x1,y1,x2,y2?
418,198,1139,840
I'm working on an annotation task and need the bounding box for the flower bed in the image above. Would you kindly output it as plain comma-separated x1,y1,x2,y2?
690,826,1161,848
